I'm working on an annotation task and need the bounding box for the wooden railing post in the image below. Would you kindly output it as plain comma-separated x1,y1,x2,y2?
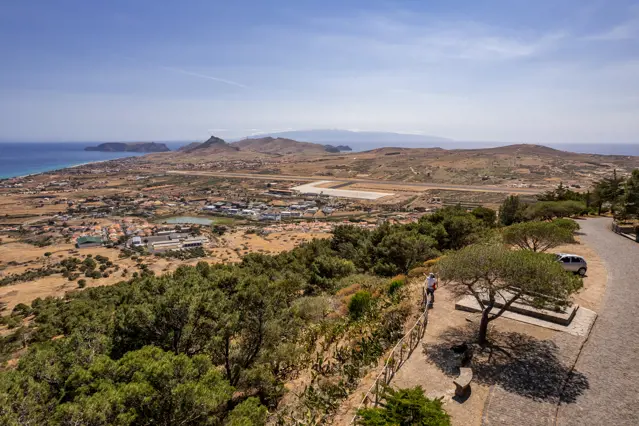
350,303,431,424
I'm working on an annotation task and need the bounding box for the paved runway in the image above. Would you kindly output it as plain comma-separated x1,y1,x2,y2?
167,170,543,195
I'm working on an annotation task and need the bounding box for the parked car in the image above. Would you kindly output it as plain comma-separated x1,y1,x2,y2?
556,253,587,276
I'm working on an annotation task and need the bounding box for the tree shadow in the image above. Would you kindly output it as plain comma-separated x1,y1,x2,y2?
423,324,588,404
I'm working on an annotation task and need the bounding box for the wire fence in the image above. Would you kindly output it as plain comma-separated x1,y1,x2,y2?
349,293,430,424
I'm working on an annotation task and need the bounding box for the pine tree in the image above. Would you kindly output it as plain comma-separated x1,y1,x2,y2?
499,195,521,226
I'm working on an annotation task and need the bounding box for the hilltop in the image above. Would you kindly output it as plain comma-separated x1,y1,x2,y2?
178,136,239,154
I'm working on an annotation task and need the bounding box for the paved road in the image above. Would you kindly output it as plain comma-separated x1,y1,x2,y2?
557,218,639,425
167,170,543,195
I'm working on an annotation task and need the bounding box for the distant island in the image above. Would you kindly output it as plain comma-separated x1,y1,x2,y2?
85,142,170,153
238,129,453,144
324,144,352,153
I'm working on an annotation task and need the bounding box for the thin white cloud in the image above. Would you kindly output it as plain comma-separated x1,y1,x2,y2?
586,20,639,41
161,66,248,88
311,13,566,62
585,4,639,41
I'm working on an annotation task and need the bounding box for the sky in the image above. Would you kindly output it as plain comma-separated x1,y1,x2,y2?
1,0,639,143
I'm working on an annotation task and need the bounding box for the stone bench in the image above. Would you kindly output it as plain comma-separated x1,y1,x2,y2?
454,367,473,398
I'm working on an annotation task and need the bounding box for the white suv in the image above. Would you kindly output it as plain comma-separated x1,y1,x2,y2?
556,253,587,277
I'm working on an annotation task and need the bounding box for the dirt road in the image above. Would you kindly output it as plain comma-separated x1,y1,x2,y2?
167,171,543,195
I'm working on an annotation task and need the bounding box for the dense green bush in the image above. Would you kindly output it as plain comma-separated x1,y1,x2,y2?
552,218,580,232
157,247,208,260
499,195,525,226
524,200,585,221
471,206,497,228
310,255,357,291
357,386,451,426
388,276,406,296
348,291,373,320
502,221,575,252
11,303,32,317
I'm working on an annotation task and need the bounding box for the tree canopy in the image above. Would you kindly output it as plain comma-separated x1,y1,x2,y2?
524,200,585,221
502,221,575,252
591,169,626,217
437,243,582,343
0,207,496,422
623,170,639,218
499,195,524,226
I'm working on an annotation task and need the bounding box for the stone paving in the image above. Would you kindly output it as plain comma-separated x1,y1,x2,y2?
481,331,585,426
483,218,639,426
556,218,639,426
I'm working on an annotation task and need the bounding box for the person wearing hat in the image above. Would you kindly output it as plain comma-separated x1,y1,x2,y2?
424,272,438,307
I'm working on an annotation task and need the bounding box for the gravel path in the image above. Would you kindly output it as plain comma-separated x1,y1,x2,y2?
556,217,639,426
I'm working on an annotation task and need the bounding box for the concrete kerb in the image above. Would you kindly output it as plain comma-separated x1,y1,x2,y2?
455,296,597,337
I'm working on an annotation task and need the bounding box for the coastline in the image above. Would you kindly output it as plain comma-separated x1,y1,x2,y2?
0,151,150,180
1,158,126,180
6,158,118,180
0,141,186,180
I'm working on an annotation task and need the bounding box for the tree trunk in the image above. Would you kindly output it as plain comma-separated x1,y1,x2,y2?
478,305,492,345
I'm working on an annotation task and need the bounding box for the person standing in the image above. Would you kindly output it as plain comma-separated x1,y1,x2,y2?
424,272,438,307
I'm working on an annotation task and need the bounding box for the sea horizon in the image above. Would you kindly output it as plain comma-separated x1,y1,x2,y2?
2,140,639,180
0,142,189,179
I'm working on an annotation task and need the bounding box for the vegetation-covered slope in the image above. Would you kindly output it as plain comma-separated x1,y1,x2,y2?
1,208,490,424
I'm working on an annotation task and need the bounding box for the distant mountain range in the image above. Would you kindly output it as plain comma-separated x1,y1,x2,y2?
179,135,352,155
236,129,453,146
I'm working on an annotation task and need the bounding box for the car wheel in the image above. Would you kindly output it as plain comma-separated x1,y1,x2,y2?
578,267,586,277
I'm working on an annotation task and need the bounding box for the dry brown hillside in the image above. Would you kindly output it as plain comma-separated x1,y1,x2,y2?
231,137,331,155
141,140,639,188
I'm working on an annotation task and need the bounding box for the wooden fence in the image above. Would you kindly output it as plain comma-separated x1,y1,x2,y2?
349,294,429,424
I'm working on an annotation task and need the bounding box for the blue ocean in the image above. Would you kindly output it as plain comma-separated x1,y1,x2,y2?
0,142,187,179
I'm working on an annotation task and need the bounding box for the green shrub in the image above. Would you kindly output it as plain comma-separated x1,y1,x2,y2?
4,316,21,330
372,261,400,277
471,206,497,228
310,255,356,291
357,386,450,426
77,279,87,288
525,200,585,221
552,218,580,232
348,291,372,320
502,221,574,252
388,277,406,296
12,303,32,317
82,257,97,270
